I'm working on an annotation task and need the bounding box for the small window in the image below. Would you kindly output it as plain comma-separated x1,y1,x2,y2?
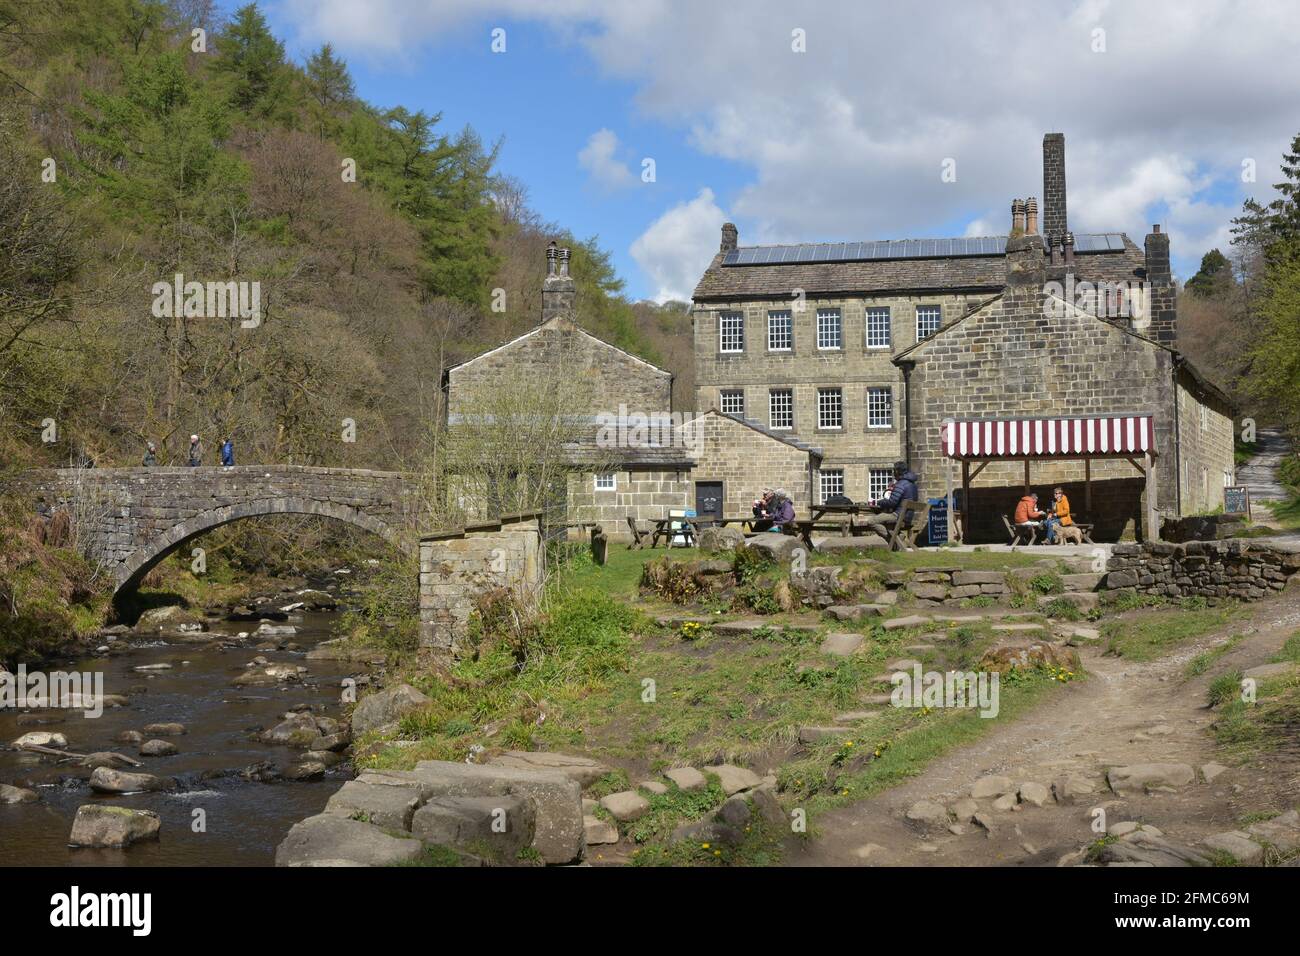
816,308,842,350
769,389,794,430
720,390,745,416
720,312,745,353
867,387,892,428
767,311,792,351
916,305,941,341
817,387,843,429
594,473,616,491
866,307,892,349
819,469,844,503
869,468,892,501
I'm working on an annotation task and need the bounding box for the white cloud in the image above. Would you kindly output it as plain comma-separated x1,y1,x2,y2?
271,0,1300,272
630,188,727,303
578,129,635,191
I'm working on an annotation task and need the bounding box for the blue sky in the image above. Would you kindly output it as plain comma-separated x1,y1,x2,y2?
253,1,1300,302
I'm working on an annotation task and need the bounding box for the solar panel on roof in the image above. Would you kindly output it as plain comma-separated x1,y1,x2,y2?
719,233,1127,266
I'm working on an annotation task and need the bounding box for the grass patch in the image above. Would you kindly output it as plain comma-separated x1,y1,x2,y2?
1102,604,1239,661
1184,634,1246,679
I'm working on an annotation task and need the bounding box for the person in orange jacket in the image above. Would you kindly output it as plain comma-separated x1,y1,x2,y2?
1014,492,1046,534
1045,486,1073,543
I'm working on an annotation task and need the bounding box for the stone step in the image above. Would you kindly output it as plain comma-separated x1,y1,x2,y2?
882,614,931,630
991,622,1045,632
833,710,880,724
820,632,865,656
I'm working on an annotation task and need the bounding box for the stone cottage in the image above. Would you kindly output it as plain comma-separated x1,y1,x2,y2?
444,245,822,538
690,133,1236,541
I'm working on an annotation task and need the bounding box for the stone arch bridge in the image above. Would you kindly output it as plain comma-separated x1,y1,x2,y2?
19,466,418,596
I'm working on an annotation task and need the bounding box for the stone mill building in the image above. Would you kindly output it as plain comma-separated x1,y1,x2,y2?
690,133,1236,542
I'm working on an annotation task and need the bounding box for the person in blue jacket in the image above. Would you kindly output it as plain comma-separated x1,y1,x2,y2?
862,461,919,538
220,437,235,467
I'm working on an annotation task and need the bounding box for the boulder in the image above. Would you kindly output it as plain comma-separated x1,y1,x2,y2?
600,790,650,822
824,604,888,622
743,533,801,565
979,641,1079,674
697,525,745,553
0,783,38,804
68,805,161,848
905,800,949,826
485,751,610,788
703,764,762,795
275,814,423,867
262,713,320,748
663,767,707,792
1018,782,1050,807
142,722,186,736
1200,831,1264,865
410,795,534,861
325,780,426,831
89,768,174,793
134,605,199,632
1107,763,1196,794
350,683,431,736
1246,809,1300,852
405,760,584,864
970,775,1015,799
12,731,67,750
717,795,751,827
819,632,865,657
584,815,619,845
283,761,327,781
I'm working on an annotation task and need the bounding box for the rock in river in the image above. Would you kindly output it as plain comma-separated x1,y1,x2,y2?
69,805,161,848
89,767,175,794
140,739,179,757
350,683,430,736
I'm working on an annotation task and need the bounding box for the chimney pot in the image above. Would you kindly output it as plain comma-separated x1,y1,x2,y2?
1063,231,1075,266
558,247,570,277
542,243,575,323
1011,199,1026,236
1025,197,1039,236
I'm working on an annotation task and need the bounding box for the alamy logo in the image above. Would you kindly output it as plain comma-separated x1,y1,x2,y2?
890,663,1000,718
151,273,261,328
49,886,151,936
1,665,105,719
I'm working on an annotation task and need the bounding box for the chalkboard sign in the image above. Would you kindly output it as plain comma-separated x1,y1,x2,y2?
927,497,948,546
1223,486,1250,517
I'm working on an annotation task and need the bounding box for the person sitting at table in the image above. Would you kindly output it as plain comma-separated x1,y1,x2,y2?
1014,491,1047,538
861,461,919,538
751,488,794,532
1043,486,1073,544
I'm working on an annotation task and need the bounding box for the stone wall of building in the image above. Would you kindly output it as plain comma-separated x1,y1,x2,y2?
903,290,1179,541
1104,539,1300,600
689,413,818,518
448,317,672,422
693,292,989,500
566,467,691,539
418,513,543,653
1175,371,1237,515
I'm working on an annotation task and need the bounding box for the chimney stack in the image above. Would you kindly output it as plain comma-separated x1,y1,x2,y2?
1043,133,1067,243
1005,198,1045,292
1143,224,1176,345
720,222,738,253
1025,197,1039,236
542,240,576,325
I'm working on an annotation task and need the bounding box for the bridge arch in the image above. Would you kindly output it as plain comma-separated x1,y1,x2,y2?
112,496,411,598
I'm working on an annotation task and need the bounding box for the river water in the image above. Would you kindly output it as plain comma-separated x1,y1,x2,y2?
0,608,363,866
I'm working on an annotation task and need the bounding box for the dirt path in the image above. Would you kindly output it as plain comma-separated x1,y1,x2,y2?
787,590,1300,866
1239,428,1292,504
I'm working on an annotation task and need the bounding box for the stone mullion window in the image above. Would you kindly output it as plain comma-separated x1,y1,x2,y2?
866,306,892,350
767,310,793,352
868,468,892,501
816,308,843,350
719,311,745,354
865,386,894,431
817,387,843,430
719,389,745,417
916,304,942,341
819,469,844,503
769,388,794,431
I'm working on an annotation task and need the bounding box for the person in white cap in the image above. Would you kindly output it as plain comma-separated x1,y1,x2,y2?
187,434,202,467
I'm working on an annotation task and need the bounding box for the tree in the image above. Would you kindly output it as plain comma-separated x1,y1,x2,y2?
210,3,290,119
1185,249,1234,298
304,43,354,140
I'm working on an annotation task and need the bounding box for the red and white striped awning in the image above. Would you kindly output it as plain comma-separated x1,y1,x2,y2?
941,414,1154,460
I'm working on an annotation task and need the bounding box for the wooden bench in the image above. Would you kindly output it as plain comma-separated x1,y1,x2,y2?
1003,514,1038,548
626,516,654,550
888,500,930,551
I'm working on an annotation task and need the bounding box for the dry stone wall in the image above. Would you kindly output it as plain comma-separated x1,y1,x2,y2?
1104,539,1300,600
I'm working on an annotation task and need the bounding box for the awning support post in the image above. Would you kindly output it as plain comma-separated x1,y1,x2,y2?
1023,459,1031,493
961,459,970,545
1085,458,1092,512
1144,450,1159,542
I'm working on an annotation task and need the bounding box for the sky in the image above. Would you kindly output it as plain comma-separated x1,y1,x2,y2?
255,0,1300,303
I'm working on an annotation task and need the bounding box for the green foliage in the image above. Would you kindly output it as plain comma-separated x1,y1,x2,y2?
732,547,773,584
1028,572,1064,595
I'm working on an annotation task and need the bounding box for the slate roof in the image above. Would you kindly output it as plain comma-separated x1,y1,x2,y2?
692,234,1147,301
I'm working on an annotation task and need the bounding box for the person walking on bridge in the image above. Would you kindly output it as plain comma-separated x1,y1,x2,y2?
220,436,234,467
142,441,158,467
187,434,202,467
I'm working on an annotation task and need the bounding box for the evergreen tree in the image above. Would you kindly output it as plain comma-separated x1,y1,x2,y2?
304,43,354,140
1185,248,1234,298
210,3,290,119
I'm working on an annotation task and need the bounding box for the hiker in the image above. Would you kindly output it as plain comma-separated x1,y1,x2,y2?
1044,486,1073,543
862,461,920,538
187,434,202,467
1014,491,1047,537
220,436,234,467
142,442,158,467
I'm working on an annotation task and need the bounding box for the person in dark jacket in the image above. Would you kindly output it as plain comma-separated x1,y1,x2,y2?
142,442,158,467
862,461,919,537
220,437,234,467
187,434,202,467
768,488,795,531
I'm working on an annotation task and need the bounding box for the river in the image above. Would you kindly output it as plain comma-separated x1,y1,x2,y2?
0,605,365,866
